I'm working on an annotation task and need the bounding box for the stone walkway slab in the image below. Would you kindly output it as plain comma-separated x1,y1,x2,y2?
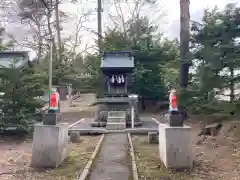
88,133,131,180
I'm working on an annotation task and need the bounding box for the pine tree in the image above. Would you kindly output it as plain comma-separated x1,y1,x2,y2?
0,59,46,131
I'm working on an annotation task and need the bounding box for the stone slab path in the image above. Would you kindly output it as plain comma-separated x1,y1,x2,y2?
88,133,131,180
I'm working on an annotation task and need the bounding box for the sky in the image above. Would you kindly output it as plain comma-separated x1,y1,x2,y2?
166,0,240,38
3,0,240,59
60,0,240,51
61,0,240,37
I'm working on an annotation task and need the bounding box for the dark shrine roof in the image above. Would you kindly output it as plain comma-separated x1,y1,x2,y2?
100,51,134,69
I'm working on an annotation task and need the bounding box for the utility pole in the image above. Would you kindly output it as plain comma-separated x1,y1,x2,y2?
40,0,54,107
49,37,53,107
97,0,102,53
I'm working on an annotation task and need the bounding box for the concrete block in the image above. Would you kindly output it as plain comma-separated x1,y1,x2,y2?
99,122,107,127
31,123,69,168
158,124,193,169
165,113,183,127
148,132,158,144
43,113,61,125
70,132,80,143
91,122,100,127
108,111,126,118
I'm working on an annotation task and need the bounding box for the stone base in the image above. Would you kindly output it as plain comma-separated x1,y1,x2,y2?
43,113,61,125
106,123,126,130
148,132,158,144
70,132,80,143
158,124,193,169
126,121,142,127
31,123,69,168
91,122,107,127
165,113,183,127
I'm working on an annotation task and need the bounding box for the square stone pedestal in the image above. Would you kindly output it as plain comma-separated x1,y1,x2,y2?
158,124,193,169
31,123,69,168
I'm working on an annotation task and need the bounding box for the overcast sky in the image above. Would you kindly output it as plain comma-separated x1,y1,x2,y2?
61,0,240,38
166,0,240,38
3,0,240,58
60,0,240,53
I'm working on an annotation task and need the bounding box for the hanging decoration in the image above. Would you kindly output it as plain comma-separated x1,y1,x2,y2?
111,75,115,83
109,75,125,85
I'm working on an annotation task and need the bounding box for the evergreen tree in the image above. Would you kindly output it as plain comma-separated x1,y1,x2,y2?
188,3,240,114
0,59,46,131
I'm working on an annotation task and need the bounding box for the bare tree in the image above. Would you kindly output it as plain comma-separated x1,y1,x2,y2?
2,0,94,64
19,0,48,59
54,0,63,62
104,0,166,35
0,0,55,59
64,10,95,60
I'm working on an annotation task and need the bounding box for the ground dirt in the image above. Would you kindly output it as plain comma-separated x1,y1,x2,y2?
0,93,97,180
0,136,100,180
133,113,240,180
60,93,96,124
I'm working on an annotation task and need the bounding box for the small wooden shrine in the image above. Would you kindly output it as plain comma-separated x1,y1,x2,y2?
101,51,134,96
91,51,142,128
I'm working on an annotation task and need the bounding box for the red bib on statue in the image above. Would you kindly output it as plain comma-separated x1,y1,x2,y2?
171,95,177,109
50,93,57,108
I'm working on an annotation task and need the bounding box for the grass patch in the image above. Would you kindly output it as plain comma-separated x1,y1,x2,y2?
132,135,193,180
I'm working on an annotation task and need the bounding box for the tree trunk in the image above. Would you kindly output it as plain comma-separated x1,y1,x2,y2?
179,0,190,88
37,23,42,62
46,9,57,64
55,0,62,62
47,11,53,39
179,0,190,120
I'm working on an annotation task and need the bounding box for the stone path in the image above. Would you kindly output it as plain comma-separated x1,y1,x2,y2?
88,133,131,180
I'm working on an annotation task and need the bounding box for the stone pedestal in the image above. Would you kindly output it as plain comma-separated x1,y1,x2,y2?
91,97,142,128
148,132,158,144
158,124,193,169
43,113,61,125
31,123,69,168
165,113,183,127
